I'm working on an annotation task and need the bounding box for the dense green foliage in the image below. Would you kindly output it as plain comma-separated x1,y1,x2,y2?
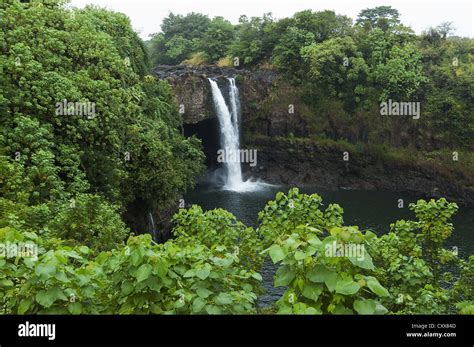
148,7,473,151
258,189,472,314
0,0,205,249
0,1,472,316
172,206,261,269
148,12,235,66
1,188,472,314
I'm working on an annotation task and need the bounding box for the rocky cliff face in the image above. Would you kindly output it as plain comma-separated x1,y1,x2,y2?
152,64,308,137
240,70,310,138
246,137,474,205
153,65,253,125
152,65,474,205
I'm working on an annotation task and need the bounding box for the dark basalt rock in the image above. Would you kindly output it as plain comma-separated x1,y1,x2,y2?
153,64,248,80
151,64,474,206
152,65,247,124
152,65,284,128
245,137,474,206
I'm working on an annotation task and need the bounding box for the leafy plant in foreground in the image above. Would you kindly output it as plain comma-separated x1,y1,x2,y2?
172,205,262,269
97,234,262,314
369,198,460,314
264,225,389,314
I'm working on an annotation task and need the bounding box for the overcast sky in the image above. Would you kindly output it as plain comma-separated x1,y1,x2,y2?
68,0,473,39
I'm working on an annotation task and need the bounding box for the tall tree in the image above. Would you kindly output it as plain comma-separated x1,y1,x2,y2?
356,6,400,31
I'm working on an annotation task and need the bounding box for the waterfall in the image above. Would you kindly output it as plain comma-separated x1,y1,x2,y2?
148,212,157,242
208,78,260,192
228,78,241,130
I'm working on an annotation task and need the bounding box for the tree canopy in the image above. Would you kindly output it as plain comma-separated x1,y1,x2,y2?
0,0,205,250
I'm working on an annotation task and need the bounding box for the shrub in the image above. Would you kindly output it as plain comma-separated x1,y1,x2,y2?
216,56,233,67
47,194,130,252
181,51,208,66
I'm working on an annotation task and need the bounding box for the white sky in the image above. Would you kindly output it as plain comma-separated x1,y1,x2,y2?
69,0,473,39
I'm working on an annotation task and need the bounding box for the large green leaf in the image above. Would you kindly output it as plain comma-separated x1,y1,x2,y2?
302,283,324,302
197,287,213,299
375,303,388,314
135,264,153,282
366,277,390,297
307,235,322,246
305,306,322,314
293,302,309,314
269,245,286,263
35,263,56,279
215,293,233,305
294,250,306,260
196,264,211,280
275,265,296,287
192,297,206,313
183,269,195,278
306,264,331,283
153,259,169,278
121,281,134,295
324,273,338,292
35,287,67,308
0,279,13,287
277,303,293,314
68,302,82,314
333,305,353,314
348,252,375,270
205,305,222,314
306,265,338,292
353,299,376,314
335,277,360,295
18,299,32,314
130,250,143,267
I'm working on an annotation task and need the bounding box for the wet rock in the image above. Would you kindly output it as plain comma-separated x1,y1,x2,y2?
244,136,474,206
153,65,251,124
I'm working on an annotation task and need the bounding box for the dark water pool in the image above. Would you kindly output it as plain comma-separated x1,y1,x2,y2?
185,184,474,307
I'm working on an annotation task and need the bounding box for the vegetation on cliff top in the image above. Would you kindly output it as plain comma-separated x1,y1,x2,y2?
148,7,473,152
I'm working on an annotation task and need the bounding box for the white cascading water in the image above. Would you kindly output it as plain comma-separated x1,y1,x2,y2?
228,78,241,130
148,212,157,242
208,78,260,192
